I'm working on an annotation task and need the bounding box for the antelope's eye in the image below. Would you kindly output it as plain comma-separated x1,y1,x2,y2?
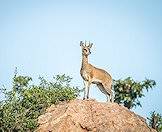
84,49,87,52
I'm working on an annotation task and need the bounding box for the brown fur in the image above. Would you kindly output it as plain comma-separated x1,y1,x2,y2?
80,41,113,102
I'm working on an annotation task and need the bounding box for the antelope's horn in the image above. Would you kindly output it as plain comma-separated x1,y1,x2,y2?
84,40,87,46
80,41,83,46
89,42,93,48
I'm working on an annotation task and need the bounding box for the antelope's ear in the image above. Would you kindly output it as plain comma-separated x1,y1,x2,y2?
80,41,83,47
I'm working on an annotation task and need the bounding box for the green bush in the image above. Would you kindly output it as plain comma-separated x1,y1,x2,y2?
147,111,162,132
0,73,80,132
114,77,156,109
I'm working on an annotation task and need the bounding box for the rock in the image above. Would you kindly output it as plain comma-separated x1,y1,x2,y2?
37,99,156,132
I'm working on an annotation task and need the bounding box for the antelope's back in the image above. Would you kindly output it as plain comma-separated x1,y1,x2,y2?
91,65,112,83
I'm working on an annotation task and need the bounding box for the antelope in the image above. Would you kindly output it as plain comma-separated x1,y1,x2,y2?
80,41,113,102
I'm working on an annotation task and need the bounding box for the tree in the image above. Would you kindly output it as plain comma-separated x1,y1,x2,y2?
0,73,80,132
147,111,162,132
113,77,156,109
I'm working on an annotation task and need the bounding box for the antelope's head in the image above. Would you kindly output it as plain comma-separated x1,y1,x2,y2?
80,41,93,57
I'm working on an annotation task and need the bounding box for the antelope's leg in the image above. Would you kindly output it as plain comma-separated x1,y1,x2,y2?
110,91,114,102
83,81,88,99
83,81,91,99
83,81,86,100
102,83,112,102
105,94,110,102
86,81,91,99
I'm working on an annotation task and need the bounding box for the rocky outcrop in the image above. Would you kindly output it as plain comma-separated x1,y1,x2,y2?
37,99,156,132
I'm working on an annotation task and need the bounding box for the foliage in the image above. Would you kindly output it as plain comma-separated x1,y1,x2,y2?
113,77,156,109
147,111,162,132
0,73,80,132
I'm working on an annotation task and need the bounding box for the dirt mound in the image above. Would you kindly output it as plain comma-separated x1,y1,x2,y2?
37,99,156,132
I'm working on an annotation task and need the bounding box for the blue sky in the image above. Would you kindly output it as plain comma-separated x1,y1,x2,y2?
0,0,162,118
